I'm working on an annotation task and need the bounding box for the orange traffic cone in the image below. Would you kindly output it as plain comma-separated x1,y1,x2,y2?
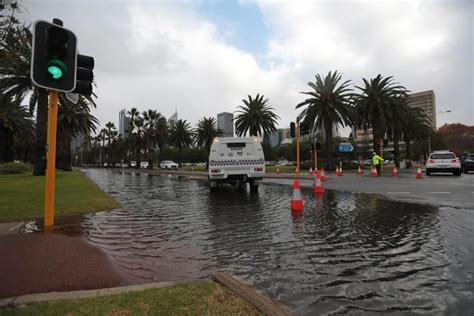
392,166,399,177
370,167,378,177
309,167,313,176
339,166,344,177
416,167,423,179
276,167,280,175
320,168,327,181
335,167,340,176
313,173,324,195
357,165,363,176
291,179,304,212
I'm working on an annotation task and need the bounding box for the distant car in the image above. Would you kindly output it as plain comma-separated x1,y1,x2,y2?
121,163,128,168
130,161,137,168
426,151,461,176
114,163,121,168
160,160,178,170
103,163,108,167
362,159,372,166
461,153,474,174
265,161,277,166
140,161,149,169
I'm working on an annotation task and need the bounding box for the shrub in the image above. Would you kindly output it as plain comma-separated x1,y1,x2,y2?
0,162,33,175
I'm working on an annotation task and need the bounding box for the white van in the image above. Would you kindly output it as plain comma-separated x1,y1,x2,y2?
208,137,265,191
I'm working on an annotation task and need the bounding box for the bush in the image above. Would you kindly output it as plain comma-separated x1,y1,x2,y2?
0,162,33,175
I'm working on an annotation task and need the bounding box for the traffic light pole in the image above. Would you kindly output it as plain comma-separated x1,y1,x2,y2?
296,121,300,176
44,90,59,228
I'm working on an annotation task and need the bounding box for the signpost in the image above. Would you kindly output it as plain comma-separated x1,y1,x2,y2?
338,143,354,153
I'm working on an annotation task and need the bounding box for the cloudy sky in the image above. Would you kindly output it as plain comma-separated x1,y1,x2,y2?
20,0,473,135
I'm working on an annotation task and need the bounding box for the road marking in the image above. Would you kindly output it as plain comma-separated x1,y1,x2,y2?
387,192,410,194
429,192,451,194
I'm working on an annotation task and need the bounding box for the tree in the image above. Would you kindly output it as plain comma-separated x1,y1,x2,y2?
0,95,34,162
169,119,194,155
401,106,431,162
296,71,353,169
354,74,408,154
142,109,161,168
234,94,279,137
194,117,224,168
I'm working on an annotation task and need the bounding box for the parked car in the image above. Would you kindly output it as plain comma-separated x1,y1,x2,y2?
114,163,121,168
461,153,474,174
130,161,137,168
361,159,372,166
160,160,178,170
121,163,128,168
426,151,461,176
140,161,149,169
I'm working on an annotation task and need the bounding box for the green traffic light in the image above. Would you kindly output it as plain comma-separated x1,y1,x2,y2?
46,59,67,80
47,65,63,79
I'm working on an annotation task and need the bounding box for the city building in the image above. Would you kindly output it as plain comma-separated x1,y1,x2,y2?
407,90,437,128
264,130,280,147
118,109,131,138
168,109,178,128
217,112,234,137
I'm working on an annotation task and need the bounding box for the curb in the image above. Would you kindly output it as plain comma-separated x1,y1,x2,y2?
213,272,296,316
0,281,177,308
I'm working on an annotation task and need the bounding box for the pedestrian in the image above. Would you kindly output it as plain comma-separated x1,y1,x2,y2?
372,152,384,176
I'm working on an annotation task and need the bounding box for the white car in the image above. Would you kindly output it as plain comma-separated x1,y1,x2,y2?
130,161,137,168
160,160,178,170
140,161,149,169
426,151,461,176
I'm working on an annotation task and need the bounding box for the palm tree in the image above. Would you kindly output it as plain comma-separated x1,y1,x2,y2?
234,94,279,137
0,15,48,175
296,71,353,169
142,109,160,168
0,95,34,162
169,119,194,154
354,74,408,154
402,106,431,163
195,117,225,168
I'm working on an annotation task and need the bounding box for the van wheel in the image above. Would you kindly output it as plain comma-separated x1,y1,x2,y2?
249,181,259,192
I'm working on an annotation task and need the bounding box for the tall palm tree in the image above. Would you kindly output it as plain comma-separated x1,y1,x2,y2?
402,106,431,163
354,74,408,154
296,71,353,169
142,109,160,168
234,94,279,137
195,117,225,168
169,119,194,154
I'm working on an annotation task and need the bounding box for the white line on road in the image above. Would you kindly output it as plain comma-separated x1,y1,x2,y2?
387,192,411,194
429,192,451,194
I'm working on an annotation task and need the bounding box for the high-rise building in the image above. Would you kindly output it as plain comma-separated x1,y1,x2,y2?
217,112,234,137
118,109,131,138
168,109,178,128
407,90,437,128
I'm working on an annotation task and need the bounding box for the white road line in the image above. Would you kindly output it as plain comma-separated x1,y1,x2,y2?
387,192,411,194
429,192,451,194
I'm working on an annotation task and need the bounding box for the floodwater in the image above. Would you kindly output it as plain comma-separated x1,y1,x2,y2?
75,169,472,314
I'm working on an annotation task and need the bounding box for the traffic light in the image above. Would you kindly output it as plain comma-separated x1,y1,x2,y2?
290,122,296,138
72,54,94,95
31,20,77,92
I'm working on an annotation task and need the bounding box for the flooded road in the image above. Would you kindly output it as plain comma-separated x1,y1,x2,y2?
75,169,473,315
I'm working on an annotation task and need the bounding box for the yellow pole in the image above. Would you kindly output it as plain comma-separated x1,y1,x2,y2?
44,90,59,228
314,141,318,170
296,122,300,176
380,138,384,171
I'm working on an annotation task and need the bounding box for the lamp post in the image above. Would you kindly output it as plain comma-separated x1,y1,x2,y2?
428,110,451,154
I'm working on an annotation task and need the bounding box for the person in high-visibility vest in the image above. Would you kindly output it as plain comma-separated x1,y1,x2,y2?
372,152,384,176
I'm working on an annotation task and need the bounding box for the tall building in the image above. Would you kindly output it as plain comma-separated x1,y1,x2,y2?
118,109,131,138
217,112,234,137
407,90,437,128
168,109,178,128
264,130,280,147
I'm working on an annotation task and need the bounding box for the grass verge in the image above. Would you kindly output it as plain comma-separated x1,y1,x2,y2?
0,169,121,222
1,281,262,315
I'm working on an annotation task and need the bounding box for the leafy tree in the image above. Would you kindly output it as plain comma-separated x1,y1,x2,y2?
296,71,353,169
234,94,279,137
354,74,408,154
194,117,224,168
169,119,194,155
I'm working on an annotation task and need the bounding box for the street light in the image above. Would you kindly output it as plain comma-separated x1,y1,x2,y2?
428,110,452,154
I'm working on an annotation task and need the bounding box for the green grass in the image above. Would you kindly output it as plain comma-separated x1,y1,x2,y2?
0,169,121,222
1,281,261,316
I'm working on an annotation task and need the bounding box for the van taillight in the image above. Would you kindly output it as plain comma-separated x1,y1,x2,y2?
210,169,221,174
427,159,434,163
452,158,460,163
254,167,264,172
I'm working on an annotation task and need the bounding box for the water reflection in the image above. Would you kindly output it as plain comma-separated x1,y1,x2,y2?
76,169,474,314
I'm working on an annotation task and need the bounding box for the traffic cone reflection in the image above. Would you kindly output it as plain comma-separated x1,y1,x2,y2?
392,166,399,177
309,167,313,176
357,165,363,176
339,166,344,176
416,167,423,179
290,179,304,212
276,167,280,175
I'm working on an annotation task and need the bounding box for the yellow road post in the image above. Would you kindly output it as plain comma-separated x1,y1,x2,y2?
44,90,59,228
